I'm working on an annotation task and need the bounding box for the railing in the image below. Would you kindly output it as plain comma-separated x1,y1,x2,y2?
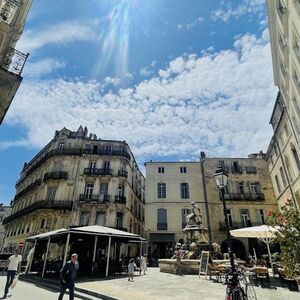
118,170,128,178
231,166,243,174
114,195,126,204
245,166,257,174
0,0,24,25
157,223,167,230
43,171,68,181
14,178,42,200
0,47,28,76
82,148,131,160
2,200,73,224
219,221,264,232
83,168,112,176
224,193,265,201
79,194,110,203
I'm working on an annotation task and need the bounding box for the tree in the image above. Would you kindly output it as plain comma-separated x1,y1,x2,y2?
267,199,300,277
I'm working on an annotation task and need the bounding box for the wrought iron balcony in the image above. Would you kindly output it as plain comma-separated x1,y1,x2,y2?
14,178,42,200
43,171,68,181
223,193,265,201
2,200,73,224
83,168,112,176
114,195,126,204
0,0,24,25
219,221,264,232
157,222,168,230
82,147,130,160
245,166,257,174
0,47,28,76
118,169,128,178
79,194,110,203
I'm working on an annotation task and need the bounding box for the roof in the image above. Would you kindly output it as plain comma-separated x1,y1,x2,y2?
27,225,144,241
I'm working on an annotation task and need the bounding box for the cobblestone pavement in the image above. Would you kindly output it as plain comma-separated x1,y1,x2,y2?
76,268,300,300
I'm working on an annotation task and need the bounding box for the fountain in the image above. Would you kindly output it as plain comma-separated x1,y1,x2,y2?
159,202,210,274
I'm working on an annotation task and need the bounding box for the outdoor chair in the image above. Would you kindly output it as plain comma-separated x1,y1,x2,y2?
252,267,270,287
207,264,220,281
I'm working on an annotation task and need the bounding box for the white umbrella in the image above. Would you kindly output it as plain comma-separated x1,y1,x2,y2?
230,225,279,276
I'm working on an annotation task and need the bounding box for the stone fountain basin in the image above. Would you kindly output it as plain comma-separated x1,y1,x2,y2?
158,259,200,275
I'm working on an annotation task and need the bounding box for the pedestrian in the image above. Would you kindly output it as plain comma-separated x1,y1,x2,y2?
2,249,22,299
141,254,147,275
58,253,79,300
127,258,137,281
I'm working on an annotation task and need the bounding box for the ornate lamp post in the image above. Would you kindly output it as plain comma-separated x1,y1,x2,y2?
213,166,236,273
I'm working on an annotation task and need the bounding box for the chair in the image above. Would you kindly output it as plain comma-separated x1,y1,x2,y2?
207,264,220,281
252,267,269,286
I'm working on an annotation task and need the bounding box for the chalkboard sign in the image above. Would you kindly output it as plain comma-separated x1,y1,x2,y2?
198,251,210,278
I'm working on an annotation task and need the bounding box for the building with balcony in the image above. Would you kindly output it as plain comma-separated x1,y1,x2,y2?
145,153,278,260
3,126,145,253
0,0,32,124
0,204,11,250
266,1,300,212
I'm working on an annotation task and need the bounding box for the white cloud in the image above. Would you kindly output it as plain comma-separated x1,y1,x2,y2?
211,0,265,22
17,21,97,53
178,17,204,30
3,29,276,163
139,67,153,77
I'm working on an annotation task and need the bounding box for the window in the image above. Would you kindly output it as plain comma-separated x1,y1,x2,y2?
103,161,110,171
84,183,94,199
89,160,96,170
95,212,105,225
180,183,189,199
92,145,98,154
219,160,226,172
47,186,57,201
291,147,300,171
256,209,265,224
116,212,123,228
181,208,191,228
240,209,250,227
236,182,244,194
285,154,295,180
157,183,166,198
275,175,282,194
158,167,165,173
180,166,187,173
80,212,90,226
232,161,242,173
284,123,289,137
105,145,112,153
45,219,51,229
274,145,279,156
53,161,62,171
40,219,45,229
250,182,261,194
226,209,233,227
58,143,64,152
279,166,287,187
157,208,167,230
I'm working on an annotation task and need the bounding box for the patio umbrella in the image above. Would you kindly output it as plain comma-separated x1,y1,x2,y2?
230,225,279,276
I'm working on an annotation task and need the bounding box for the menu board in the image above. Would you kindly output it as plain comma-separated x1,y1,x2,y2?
199,251,210,278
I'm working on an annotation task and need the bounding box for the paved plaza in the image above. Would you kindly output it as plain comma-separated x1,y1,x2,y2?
76,268,300,300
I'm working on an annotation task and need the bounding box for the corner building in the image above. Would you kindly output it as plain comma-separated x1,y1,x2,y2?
3,126,145,253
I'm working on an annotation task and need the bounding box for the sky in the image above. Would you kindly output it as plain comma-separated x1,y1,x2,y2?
0,0,278,204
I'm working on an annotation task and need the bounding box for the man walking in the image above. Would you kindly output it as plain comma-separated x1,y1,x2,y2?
2,249,22,299
58,253,79,300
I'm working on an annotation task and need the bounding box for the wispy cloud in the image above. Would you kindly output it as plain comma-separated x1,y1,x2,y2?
178,17,204,30
17,21,97,53
4,29,276,162
211,0,265,22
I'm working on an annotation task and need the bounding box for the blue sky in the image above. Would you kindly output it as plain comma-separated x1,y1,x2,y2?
0,0,277,204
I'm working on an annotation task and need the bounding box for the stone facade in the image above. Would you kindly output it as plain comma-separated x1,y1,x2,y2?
145,154,278,259
0,205,11,250
266,0,300,211
3,126,145,252
0,0,32,124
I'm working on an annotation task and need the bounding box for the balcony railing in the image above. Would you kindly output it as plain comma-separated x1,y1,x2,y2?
14,178,42,200
224,193,265,201
118,170,128,178
43,171,68,181
82,148,131,160
0,0,24,25
114,195,126,204
2,200,73,224
219,221,264,232
0,47,28,76
157,222,168,230
83,168,112,176
245,166,257,174
79,194,110,203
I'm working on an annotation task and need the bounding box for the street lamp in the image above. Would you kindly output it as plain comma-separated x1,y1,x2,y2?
213,166,236,273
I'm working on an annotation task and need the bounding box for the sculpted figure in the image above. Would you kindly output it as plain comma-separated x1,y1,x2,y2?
185,202,202,227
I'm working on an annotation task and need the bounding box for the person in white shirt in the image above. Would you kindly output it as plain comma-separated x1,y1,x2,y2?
2,249,22,299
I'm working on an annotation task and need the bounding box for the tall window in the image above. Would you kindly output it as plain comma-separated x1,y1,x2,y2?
47,186,57,201
250,182,261,194
180,183,189,199
232,161,242,173
116,212,123,228
157,183,166,198
181,209,191,228
279,166,287,187
256,209,265,224
79,212,90,226
236,182,244,194
89,160,96,170
58,143,64,153
158,167,165,173
226,209,233,227
284,123,289,137
84,183,94,199
95,212,105,226
105,145,112,153
180,166,187,173
99,183,108,201
157,208,167,230
219,160,226,172
285,154,295,180
103,161,110,171
240,209,250,227
275,175,281,194
291,147,300,171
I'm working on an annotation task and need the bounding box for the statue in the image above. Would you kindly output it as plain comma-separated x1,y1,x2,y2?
185,202,202,228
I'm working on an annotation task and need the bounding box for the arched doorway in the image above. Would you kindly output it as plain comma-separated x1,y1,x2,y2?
221,239,246,260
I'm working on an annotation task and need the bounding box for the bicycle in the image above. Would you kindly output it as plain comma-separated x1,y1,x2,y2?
225,270,257,300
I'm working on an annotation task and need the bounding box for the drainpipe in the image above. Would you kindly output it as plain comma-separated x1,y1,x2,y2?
200,158,212,244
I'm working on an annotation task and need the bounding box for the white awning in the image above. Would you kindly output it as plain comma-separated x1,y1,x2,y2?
230,225,279,241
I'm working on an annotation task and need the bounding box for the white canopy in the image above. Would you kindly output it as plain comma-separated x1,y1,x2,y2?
230,225,280,276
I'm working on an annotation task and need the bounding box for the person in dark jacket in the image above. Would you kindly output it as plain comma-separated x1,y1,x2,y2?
58,253,79,300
